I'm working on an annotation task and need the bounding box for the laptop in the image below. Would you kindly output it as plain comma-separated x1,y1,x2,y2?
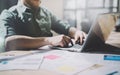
52,13,120,53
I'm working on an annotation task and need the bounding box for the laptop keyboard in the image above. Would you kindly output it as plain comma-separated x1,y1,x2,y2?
66,44,82,52
50,44,82,52
71,44,82,49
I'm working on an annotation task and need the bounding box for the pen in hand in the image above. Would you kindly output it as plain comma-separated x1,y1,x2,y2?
70,39,74,47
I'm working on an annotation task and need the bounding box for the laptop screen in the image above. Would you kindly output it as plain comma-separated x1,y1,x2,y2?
81,13,120,53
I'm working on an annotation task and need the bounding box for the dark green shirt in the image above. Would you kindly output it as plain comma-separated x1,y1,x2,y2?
0,1,71,37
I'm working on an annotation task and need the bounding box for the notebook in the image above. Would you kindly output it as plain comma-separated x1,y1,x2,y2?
52,13,118,53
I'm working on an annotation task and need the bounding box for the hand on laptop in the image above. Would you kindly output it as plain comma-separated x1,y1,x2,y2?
69,27,86,45
47,30,86,48
47,35,73,47
73,30,86,45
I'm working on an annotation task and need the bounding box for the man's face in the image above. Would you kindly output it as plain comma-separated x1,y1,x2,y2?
24,0,41,9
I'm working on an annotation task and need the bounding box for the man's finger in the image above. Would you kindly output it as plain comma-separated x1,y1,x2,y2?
63,36,72,47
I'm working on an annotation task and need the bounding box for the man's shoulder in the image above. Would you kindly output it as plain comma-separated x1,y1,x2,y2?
0,6,17,19
40,6,49,11
1,5,17,14
8,5,18,13
40,6,52,14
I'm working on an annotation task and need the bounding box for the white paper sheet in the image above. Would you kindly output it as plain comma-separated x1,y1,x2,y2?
79,65,120,75
40,50,94,75
0,53,43,71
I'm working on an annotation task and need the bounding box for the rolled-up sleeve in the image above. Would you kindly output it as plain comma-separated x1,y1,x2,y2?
51,13,71,35
0,10,16,38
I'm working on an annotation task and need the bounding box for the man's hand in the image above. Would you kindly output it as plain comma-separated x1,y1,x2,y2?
47,35,72,47
69,27,86,45
74,30,86,44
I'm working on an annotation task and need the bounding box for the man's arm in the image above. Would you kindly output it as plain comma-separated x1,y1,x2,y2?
49,11,86,44
5,35,50,50
5,35,72,50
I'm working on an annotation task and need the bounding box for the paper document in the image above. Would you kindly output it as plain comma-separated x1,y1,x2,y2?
40,50,94,75
79,65,120,75
0,53,43,71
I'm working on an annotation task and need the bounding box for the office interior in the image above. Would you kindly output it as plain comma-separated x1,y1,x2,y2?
0,0,120,53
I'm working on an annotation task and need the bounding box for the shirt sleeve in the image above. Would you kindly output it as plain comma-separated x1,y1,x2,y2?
0,9,16,38
50,13,72,35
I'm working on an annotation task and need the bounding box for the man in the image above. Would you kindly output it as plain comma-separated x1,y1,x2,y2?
0,0,86,50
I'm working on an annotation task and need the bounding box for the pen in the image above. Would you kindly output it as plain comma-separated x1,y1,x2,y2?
70,39,74,46
104,55,120,61
106,71,119,75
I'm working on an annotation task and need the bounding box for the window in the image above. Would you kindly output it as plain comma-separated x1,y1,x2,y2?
64,0,118,29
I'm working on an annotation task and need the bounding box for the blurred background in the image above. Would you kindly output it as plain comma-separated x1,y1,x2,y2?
42,0,119,33
0,0,119,33
0,0,120,52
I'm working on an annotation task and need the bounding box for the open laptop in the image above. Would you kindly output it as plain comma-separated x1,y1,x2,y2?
52,13,120,53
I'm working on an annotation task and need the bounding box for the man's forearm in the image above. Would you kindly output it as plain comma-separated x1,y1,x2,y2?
5,35,51,50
